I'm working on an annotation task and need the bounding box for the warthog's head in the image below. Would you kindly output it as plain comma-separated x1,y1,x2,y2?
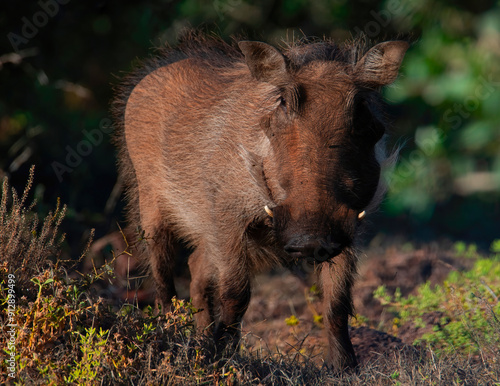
239,39,408,262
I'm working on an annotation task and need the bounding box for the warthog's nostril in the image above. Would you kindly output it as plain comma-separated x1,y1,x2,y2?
315,240,342,262
284,243,302,253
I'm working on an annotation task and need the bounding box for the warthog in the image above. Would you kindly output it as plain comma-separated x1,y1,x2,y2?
113,32,408,370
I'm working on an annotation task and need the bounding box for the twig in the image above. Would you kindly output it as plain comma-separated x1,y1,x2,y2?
480,279,498,302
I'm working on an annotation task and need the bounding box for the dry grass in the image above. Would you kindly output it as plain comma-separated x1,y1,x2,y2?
0,166,67,297
1,169,499,385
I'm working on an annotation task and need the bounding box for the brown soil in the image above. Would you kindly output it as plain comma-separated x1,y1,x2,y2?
242,245,474,366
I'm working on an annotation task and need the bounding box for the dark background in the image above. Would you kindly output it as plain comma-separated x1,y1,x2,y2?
1,0,499,255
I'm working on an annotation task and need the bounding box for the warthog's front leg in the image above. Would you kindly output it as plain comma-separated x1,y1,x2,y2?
320,250,358,371
148,226,177,312
213,253,252,355
189,245,251,355
189,245,217,332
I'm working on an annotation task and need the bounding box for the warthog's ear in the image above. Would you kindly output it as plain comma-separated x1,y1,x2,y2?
238,41,289,85
354,41,409,87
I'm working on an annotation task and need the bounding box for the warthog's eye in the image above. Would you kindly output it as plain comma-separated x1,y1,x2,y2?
328,144,341,150
353,98,385,143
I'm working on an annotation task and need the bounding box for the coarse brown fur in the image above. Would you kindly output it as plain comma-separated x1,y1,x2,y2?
112,31,408,371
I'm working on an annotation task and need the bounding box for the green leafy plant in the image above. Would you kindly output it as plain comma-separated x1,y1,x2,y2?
65,327,110,384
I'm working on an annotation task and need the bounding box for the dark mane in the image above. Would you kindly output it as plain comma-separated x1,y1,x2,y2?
112,32,371,130
113,32,370,119
283,36,371,70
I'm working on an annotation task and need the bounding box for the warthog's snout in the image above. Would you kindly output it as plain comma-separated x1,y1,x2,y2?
284,235,343,262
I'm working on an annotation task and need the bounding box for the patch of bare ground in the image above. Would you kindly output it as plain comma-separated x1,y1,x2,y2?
241,244,476,366
241,269,418,368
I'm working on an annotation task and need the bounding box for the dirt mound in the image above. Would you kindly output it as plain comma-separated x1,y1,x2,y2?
351,326,419,365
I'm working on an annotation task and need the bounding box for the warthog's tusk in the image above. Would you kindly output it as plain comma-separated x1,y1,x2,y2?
358,210,366,219
264,205,273,218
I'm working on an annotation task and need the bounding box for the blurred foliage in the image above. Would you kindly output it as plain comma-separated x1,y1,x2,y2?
0,0,499,248
380,0,500,242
